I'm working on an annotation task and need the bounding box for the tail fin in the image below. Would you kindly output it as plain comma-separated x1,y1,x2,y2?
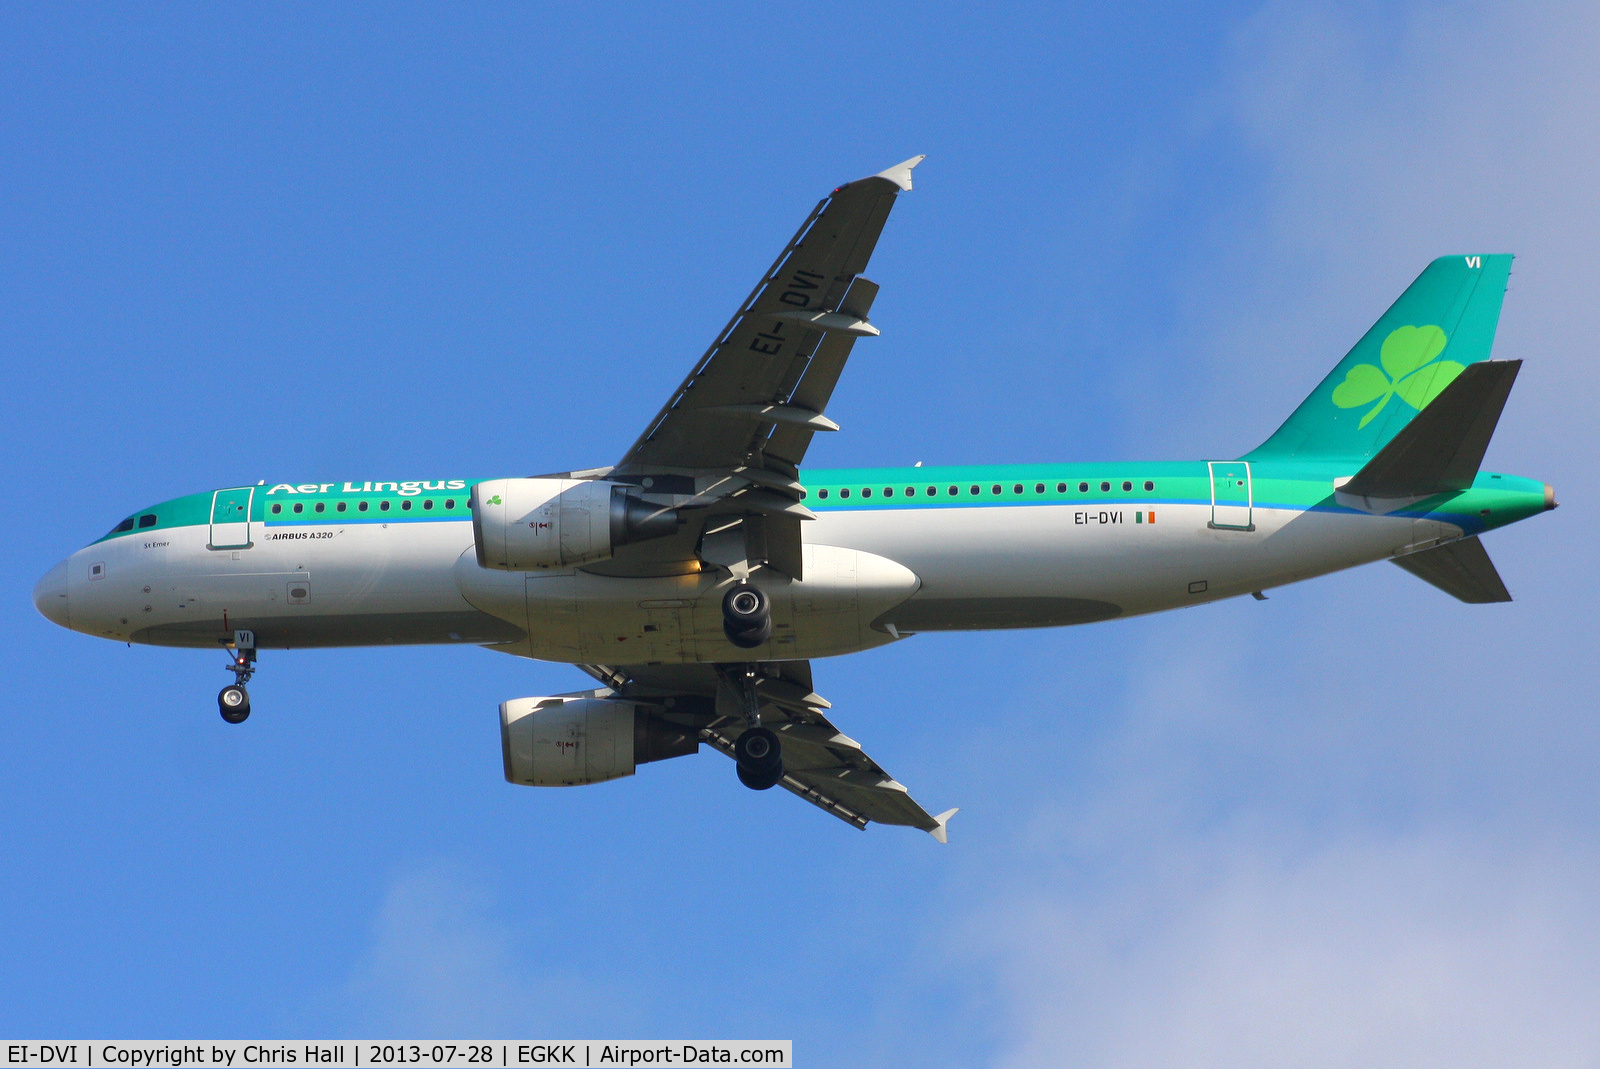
1340,359,1520,499
1247,255,1512,463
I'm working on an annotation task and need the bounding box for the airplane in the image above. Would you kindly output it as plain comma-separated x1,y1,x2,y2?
33,156,1555,841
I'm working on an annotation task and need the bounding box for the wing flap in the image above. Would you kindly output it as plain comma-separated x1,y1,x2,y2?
591,659,954,839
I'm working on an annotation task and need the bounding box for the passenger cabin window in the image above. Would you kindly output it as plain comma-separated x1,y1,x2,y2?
862,488,872,498
818,489,829,499
293,503,304,514
1122,481,1132,492
337,502,347,512
271,504,282,515
1056,482,1067,493
991,484,1001,494
1078,482,1088,492
315,502,325,513
970,485,980,495
358,501,369,512
138,514,156,528
1100,481,1111,492
445,499,455,508
1144,481,1154,491
883,487,894,497
401,500,412,511
1013,483,1023,494
1035,483,1045,494
380,501,390,511
840,488,850,498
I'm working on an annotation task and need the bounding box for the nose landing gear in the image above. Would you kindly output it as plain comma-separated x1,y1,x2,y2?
218,630,256,724
219,681,250,723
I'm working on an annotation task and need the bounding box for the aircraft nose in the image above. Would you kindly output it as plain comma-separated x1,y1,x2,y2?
33,558,70,629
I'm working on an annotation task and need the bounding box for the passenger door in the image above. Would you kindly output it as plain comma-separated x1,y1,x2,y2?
209,487,254,549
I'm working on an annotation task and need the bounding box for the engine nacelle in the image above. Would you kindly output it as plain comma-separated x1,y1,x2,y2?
500,695,699,787
472,478,679,570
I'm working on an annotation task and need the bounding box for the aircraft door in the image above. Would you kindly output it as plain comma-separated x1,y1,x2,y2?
209,487,255,549
1208,462,1254,531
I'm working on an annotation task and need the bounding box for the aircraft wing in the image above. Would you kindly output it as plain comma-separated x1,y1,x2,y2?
579,660,957,841
603,159,921,580
616,156,919,477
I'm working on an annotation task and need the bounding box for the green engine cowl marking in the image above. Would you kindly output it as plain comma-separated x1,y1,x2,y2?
1331,324,1465,429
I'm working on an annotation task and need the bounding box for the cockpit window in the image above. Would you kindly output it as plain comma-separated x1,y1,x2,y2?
138,514,157,528
111,517,135,534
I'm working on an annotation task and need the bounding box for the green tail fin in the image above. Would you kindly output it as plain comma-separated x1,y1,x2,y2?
1246,254,1512,463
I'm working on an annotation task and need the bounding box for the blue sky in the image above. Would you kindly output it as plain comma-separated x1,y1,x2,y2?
4,3,1597,1064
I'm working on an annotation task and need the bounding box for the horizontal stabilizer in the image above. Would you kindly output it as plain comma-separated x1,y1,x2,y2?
1342,360,1520,499
1391,535,1512,603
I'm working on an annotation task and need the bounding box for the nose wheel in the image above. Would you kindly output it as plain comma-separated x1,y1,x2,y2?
218,633,257,724
218,684,251,723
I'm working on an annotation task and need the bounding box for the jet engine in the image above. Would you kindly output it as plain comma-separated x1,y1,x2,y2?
500,695,699,787
472,478,680,570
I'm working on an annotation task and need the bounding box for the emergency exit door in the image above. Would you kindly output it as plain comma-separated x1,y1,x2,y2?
1207,462,1254,531
209,487,254,549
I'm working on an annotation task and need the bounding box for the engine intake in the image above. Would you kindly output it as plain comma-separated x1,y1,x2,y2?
500,695,699,787
472,478,680,570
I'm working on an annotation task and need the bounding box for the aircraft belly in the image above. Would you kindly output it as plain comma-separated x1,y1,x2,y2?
456,543,917,663
809,503,1434,628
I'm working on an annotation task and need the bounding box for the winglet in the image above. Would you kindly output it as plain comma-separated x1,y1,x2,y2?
927,807,959,844
873,155,926,192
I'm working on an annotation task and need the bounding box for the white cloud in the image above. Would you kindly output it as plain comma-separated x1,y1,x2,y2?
981,830,1600,1069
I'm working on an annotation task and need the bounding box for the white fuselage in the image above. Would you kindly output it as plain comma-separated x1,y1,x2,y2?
50,500,1441,665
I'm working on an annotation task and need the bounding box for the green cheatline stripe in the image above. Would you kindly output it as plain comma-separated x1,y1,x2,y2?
91,464,1549,543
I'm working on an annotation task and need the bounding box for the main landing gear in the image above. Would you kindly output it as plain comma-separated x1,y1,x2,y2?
218,630,257,724
722,582,772,649
725,664,783,791
734,726,782,790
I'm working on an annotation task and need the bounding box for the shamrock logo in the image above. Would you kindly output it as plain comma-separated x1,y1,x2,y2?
487,494,502,505
1331,325,1464,428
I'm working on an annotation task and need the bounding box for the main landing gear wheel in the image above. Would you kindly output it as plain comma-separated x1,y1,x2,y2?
218,685,251,723
722,583,772,649
734,726,782,790
737,761,782,791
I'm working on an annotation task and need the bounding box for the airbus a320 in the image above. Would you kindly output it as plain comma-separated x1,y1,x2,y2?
34,157,1555,839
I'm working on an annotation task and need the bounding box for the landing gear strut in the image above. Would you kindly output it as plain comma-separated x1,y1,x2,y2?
218,630,256,724
725,664,782,790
